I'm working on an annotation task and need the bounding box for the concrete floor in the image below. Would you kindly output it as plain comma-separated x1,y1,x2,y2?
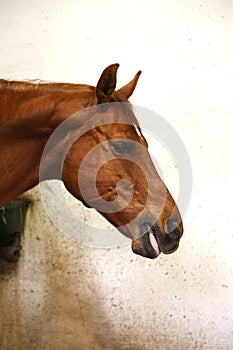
0,1,233,349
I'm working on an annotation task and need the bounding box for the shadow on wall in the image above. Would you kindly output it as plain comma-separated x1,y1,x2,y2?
0,192,145,350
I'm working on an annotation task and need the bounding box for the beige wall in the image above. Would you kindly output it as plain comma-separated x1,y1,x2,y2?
0,1,232,349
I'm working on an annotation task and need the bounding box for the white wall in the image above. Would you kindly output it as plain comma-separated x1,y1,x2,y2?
0,1,232,349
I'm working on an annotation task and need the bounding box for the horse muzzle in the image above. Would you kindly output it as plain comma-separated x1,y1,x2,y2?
132,219,182,259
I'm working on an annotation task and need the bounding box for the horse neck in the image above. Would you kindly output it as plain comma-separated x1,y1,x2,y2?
0,82,96,206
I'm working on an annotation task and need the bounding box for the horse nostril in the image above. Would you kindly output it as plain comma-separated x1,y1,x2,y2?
166,218,180,238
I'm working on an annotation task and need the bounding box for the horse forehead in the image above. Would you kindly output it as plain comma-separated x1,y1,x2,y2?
103,104,142,136
99,122,139,139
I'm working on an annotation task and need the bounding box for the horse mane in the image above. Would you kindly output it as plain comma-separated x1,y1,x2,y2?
0,79,95,93
0,78,143,139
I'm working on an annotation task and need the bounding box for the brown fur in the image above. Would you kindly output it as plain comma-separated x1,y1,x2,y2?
0,64,183,258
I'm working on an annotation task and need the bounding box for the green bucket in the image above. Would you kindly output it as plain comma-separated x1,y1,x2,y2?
0,198,30,237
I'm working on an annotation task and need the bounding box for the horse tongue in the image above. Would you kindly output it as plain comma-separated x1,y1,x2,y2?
145,224,160,256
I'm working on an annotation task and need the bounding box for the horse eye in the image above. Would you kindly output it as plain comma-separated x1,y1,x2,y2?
111,142,130,155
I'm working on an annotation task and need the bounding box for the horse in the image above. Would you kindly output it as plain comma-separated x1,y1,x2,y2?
0,63,183,259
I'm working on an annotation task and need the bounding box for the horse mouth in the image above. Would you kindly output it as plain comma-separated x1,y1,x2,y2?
132,223,161,259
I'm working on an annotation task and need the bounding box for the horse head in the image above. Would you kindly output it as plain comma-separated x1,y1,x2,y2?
62,64,183,259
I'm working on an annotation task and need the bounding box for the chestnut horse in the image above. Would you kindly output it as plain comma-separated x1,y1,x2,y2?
0,64,183,259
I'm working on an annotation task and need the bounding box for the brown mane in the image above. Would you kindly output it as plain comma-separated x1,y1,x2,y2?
0,79,95,92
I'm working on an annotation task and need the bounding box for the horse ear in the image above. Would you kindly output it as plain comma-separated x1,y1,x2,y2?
117,71,142,99
96,63,120,103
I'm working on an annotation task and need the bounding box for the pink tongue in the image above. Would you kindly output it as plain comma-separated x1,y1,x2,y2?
145,224,160,256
